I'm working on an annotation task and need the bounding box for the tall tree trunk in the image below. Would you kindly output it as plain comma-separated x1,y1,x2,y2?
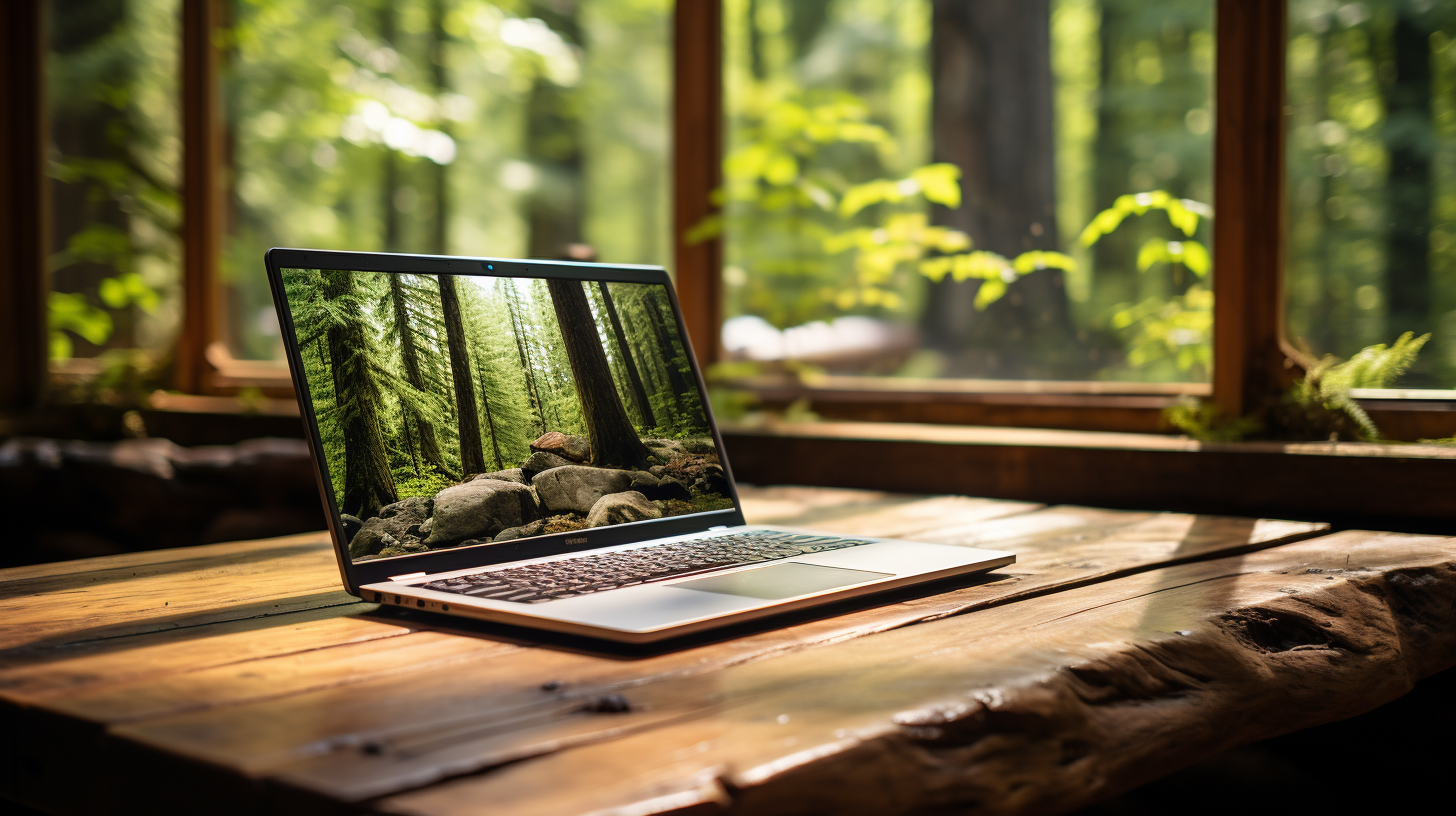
628,325,667,416
506,285,547,434
597,282,657,429
643,287,690,411
429,0,450,255
322,272,397,518
380,7,402,253
1309,21,1338,356
1092,0,1138,312
588,283,638,420
475,359,504,471
923,0,1076,379
390,275,453,477
1383,10,1434,343
401,411,420,476
546,279,652,467
439,274,487,475
524,1,584,258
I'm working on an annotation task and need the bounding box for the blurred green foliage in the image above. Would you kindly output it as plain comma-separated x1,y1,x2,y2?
1168,332,1431,442
41,0,1456,424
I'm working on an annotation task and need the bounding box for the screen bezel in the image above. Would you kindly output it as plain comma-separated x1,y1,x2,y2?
265,247,748,594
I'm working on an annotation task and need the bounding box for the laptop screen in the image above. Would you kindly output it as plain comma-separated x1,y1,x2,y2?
278,267,733,564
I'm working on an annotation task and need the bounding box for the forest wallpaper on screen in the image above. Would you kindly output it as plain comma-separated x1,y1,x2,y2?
281,269,733,562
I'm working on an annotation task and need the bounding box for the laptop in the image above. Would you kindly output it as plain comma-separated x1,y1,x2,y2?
266,248,1014,642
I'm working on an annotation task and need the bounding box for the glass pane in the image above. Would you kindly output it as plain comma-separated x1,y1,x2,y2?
222,0,671,361
717,0,1215,383
46,0,182,370
1286,0,1456,391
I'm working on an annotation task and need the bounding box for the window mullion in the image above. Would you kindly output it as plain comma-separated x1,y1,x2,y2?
672,0,724,368
179,0,226,394
1212,0,1295,419
0,0,48,412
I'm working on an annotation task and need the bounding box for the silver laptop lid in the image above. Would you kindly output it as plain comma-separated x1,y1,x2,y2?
265,248,746,594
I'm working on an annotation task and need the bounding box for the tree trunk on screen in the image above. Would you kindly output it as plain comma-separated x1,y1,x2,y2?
1383,11,1434,347
506,285,547,435
598,282,657,429
389,275,453,478
923,0,1080,379
475,359,504,471
439,274,487,475
546,279,652,468
643,287,690,410
322,272,397,518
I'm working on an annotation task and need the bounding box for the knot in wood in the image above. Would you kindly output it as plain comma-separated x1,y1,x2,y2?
582,693,632,714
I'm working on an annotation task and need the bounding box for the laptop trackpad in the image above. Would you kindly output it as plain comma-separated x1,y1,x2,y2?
674,562,891,600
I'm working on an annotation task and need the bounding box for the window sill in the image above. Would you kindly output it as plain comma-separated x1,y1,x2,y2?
720,420,1456,530
721,375,1456,440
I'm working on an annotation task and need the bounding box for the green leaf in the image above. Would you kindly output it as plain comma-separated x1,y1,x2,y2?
1182,240,1211,276
974,278,1007,310
910,164,962,209
838,180,899,218
918,257,954,282
50,331,73,361
99,277,128,309
1137,239,1170,271
49,291,113,346
1012,250,1076,273
763,152,799,185
684,214,723,245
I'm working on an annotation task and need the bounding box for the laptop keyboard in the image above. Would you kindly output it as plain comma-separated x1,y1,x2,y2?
416,530,874,604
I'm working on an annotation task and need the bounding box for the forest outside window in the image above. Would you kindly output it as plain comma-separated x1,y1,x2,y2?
221,0,672,366
1285,0,1456,397
711,0,1216,391
45,0,182,390
38,0,672,395
17,0,1456,440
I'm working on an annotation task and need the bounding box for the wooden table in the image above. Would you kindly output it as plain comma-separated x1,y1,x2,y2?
3,486,1455,816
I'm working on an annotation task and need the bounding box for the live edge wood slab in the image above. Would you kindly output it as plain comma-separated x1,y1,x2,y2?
1,487,1453,816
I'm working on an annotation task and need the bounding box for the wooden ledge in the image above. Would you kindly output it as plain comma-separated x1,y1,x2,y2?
377,528,1456,816
721,421,1456,527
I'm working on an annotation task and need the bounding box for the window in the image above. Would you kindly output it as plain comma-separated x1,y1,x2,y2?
4,0,1451,440
1286,0,1456,394
716,0,1217,387
220,0,672,366
44,0,182,384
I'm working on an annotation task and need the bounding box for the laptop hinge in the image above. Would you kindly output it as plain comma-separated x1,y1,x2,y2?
388,571,428,582
709,525,728,531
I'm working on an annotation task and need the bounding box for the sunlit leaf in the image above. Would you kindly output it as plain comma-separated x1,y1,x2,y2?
1182,241,1211,276
764,152,799,185
910,163,962,209
1137,239,1169,271
974,278,1007,310
685,215,723,244
838,180,899,217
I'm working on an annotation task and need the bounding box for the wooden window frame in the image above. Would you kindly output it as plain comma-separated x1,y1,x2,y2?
2,0,1453,441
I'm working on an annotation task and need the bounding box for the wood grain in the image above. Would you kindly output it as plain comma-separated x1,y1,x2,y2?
0,489,1338,816
0,495,1322,810
0,531,349,652
375,530,1456,816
